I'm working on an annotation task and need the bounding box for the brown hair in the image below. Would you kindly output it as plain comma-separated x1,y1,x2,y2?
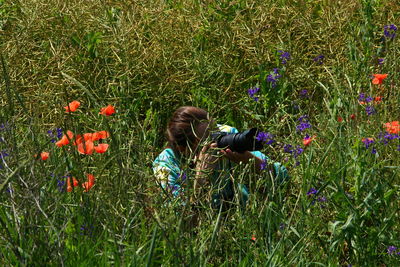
166,106,210,153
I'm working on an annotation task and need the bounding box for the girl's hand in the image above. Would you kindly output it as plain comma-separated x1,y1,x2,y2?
220,149,264,173
193,143,219,200
220,149,254,164
196,143,219,173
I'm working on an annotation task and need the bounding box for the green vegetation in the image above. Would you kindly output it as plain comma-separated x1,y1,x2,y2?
1,0,399,265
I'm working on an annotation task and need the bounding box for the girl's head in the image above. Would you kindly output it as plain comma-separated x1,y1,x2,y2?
167,106,214,155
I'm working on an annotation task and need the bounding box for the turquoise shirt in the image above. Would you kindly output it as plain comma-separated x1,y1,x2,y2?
152,124,288,208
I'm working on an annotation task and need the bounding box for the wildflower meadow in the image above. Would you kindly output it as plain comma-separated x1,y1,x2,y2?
0,0,399,266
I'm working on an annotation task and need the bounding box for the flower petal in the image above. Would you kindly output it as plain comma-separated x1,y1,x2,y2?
64,100,81,112
94,143,109,153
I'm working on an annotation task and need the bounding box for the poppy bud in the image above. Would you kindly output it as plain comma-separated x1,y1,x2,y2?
40,152,49,160
99,105,116,116
64,100,81,112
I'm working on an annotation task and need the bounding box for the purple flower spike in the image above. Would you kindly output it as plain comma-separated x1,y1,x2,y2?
383,24,397,40
283,144,293,154
278,50,291,64
307,188,317,196
366,105,376,116
299,89,309,98
358,92,366,102
256,132,275,145
362,138,375,149
56,128,63,139
57,179,66,192
387,245,398,255
260,159,267,170
313,54,324,65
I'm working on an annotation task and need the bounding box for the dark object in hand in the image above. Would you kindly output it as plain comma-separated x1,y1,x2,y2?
210,128,263,153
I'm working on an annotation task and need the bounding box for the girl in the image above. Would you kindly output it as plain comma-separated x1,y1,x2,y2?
153,106,288,210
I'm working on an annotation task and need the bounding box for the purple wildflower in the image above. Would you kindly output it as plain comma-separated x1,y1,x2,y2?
56,128,63,139
266,74,279,88
377,132,399,145
397,145,400,152
278,50,291,64
387,245,398,255
283,144,293,154
260,159,267,170
362,138,375,149
179,172,187,182
80,224,94,236
57,179,65,192
313,54,324,65
294,145,303,158
371,148,377,154
296,115,312,132
47,130,56,143
384,24,397,40
248,86,260,101
378,58,384,65
307,188,317,196
0,149,9,159
299,89,309,98
365,105,376,116
358,93,365,102
256,132,275,145
365,96,373,103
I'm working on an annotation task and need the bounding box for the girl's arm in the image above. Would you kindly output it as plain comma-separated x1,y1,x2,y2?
220,149,264,173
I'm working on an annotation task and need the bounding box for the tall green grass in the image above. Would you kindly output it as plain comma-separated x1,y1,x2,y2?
1,0,399,265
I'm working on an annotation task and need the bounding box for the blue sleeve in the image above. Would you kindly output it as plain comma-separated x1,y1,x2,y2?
152,149,184,197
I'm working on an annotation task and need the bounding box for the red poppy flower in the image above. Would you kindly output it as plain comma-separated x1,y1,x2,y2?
73,134,83,146
64,100,81,112
374,96,383,104
92,130,110,141
56,135,70,147
67,130,74,140
372,74,388,85
362,137,374,143
94,143,109,153
77,140,94,155
99,105,115,116
72,177,79,187
84,133,93,141
67,177,73,192
251,235,256,242
40,152,49,160
303,135,316,147
82,174,95,192
337,116,343,123
384,121,400,134
350,114,356,120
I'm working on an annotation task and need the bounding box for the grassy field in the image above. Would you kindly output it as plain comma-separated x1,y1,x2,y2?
1,0,399,265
